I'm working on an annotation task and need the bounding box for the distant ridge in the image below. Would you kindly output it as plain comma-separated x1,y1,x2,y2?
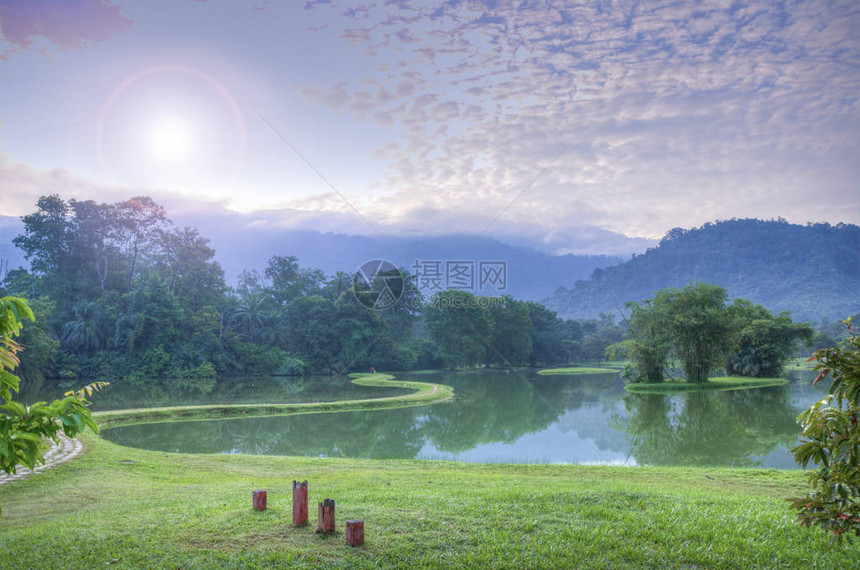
0,213,624,302
543,219,860,323
205,230,624,302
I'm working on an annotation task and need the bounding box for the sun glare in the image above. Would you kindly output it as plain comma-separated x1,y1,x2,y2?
147,118,194,161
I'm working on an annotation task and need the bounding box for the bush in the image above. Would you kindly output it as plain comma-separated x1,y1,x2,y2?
790,319,860,543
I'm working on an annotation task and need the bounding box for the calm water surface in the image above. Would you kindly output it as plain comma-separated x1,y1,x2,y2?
82,369,827,468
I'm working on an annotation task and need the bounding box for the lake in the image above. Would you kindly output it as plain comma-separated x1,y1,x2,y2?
42,368,825,469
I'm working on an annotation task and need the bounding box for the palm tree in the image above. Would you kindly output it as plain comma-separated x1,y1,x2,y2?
258,313,289,349
232,293,268,341
62,301,109,354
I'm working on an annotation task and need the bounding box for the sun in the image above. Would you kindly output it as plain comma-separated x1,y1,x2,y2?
146,117,194,162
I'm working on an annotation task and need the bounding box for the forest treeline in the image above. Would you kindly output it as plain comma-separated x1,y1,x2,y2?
1,196,849,388
545,218,860,322
1,195,636,386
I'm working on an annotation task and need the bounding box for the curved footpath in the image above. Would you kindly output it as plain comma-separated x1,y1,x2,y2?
0,434,83,485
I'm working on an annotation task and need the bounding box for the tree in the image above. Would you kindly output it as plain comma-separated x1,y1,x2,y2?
14,297,62,385
62,301,111,355
12,195,76,308
232,292,270,342
69,199,120,293
659,283,736,383
285,295,341,373
526,302,567,367
726,300,813,377
423,290,491,368
624,299,673,383
264,255,324,307
0,296,100,514
115,196,168,294
790,319,860,543
485,297,532,367
12,195,72,279
156,227,225,308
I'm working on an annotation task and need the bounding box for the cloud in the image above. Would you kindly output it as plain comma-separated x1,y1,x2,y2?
0,0,131,57
0,151,649,257
297,0,860,237
0,154,129,214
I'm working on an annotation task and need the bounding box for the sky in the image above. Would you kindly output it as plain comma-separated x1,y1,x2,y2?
0,0,857,256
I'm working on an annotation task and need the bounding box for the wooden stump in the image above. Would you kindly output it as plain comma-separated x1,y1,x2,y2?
345,520,364,546
316,498,335,534
252,490,267,511
292,480,308,526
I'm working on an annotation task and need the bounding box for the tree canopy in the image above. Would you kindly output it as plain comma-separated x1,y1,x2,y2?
624,283,812,384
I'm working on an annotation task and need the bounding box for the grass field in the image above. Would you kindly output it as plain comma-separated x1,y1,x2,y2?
1,433,855,569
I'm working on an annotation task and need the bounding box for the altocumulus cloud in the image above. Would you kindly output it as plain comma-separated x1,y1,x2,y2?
0,0,132,58
298,0,860,238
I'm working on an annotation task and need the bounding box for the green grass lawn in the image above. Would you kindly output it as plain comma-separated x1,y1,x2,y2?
625,376,788,394
1,434,854,568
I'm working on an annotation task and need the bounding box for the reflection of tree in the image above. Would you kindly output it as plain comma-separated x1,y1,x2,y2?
105,407,426,459
23,375,410,412
423,372,570,453
103,371,620,459
615,386,802,467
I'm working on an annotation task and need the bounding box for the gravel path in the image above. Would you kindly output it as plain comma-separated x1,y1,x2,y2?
0,434,83,485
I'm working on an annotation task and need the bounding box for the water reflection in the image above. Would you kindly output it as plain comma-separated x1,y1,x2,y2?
19,375,409,411
615,387,801,467
101,369,824,468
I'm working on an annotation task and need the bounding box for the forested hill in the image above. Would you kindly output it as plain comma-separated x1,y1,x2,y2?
544,219,860,323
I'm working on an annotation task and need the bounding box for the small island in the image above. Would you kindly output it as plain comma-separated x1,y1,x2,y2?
538,366,619,375
625,376,788,394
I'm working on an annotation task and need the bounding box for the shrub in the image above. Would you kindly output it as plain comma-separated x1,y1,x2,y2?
790,319,860,543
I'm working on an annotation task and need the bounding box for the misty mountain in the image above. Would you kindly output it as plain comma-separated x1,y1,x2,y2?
204,229,623,302
544,219,860,323
1,213,624,302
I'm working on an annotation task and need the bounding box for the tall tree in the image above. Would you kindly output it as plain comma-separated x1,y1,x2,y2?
156,227,225,308
624,299,673,383
659,283,736,383
264,255,324,307
526,302,567,367
12,195,75,307
726,300,813,377
115,196,168,294
485,297,532,367
423,290,491,368
69,199,120,293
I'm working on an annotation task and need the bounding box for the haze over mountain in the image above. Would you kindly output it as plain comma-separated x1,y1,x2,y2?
0,212,629,302
4,210,857,323
544,219,860,323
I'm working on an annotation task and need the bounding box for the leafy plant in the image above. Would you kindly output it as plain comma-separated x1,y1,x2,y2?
1,296,103,515
790,318,860,543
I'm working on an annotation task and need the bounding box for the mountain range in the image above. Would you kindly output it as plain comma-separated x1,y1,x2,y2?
3,214,857,322
543,219,860,323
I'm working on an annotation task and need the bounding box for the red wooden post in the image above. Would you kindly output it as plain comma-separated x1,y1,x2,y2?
345,520,364,546
316,498,335,534
252,489,267,511
292,480,308,526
